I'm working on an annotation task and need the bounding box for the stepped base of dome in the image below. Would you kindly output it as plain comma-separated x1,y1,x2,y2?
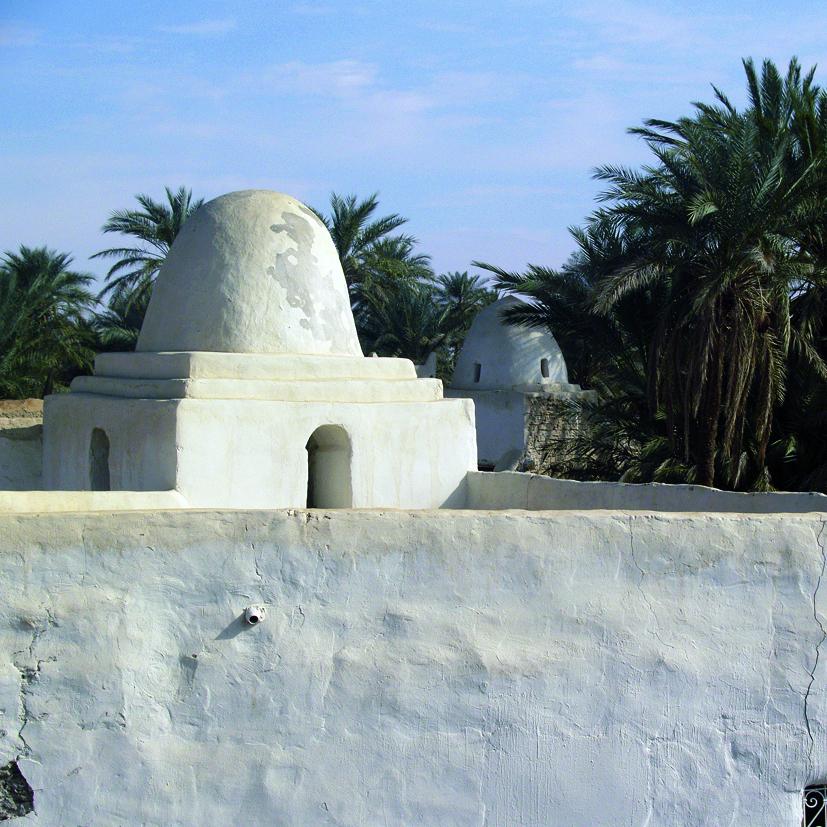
70,351,443,402
94,351,417,381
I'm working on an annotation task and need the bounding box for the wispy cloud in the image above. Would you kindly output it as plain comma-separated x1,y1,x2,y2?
253,61,526,113
274,59,379,95
290,3,336,15
569,0,695,48
69,34,144,54
0,24,41,47
6,0,825,279
157,18,236,36
417,20,475,34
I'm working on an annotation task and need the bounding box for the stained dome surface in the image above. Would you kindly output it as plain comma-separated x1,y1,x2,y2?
137,190,362,356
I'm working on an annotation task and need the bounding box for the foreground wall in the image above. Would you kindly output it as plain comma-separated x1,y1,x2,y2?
0,508,826,825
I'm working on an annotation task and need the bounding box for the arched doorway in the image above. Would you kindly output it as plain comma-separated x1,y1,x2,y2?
305,425,352,508
89,428,111,491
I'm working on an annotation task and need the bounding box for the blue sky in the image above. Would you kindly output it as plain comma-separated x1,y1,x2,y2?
2,0,827,287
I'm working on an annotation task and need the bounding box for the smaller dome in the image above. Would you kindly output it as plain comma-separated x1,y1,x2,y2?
451,296,569,390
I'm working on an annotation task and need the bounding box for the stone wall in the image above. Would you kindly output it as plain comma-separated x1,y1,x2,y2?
0,400,42,490
1,507,825,825
522,391,594,472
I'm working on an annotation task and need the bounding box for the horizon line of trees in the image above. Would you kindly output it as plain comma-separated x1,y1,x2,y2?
3,55,827,494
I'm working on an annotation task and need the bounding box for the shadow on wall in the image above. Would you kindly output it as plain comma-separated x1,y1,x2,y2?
305,425,352,508
89,428,110,491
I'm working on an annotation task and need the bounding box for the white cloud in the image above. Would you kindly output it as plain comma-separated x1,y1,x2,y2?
157,18,237,36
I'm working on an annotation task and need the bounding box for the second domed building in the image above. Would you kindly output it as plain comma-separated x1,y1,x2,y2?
447,296,594,471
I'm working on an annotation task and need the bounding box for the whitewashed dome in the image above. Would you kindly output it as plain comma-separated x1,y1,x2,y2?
137,190,362,356
451,296,569,390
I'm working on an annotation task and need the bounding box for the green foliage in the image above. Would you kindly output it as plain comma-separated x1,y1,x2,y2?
315,192,495,372
359,279,451,364
2,190,492,396
0,246,95,397
358,271,497,377
313,192,433,310
92,186,203,307
481,57,827,491
89,186,204,350
92,288,151,352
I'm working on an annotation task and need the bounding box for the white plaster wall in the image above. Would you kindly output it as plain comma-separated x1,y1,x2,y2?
42,394,477,509
445,389,526,468
0,490,187,513
0,424,41,490
0,508,825,826
42,395,179,492
451,297,568,389
468,470,827,512
173,398,476,508
137,190,362,356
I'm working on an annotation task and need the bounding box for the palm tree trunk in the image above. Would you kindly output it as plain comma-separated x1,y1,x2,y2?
697,343,726,487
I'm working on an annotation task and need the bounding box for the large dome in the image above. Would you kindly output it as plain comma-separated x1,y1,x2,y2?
451,296,569,390
137,190,362,356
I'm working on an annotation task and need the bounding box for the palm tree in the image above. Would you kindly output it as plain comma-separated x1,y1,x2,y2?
434,271,497,374
598,61,826,489
436,271,497,330
357,272,496,379
747,58,827,492
92,186,203,305
0,246,95,397
475,214,657,390
478,58,827,491
93,288,151,352
314,193,433,307
359,279,451,363
477,214,672,482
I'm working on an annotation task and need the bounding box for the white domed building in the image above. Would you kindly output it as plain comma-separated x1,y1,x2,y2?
43,190,477,508
447,296,594,471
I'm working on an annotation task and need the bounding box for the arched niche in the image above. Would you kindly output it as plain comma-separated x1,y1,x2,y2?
305,425,352,508
89,428,111,491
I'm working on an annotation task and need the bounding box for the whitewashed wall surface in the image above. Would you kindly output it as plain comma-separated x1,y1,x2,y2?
0,508,826,826
0,401,42,491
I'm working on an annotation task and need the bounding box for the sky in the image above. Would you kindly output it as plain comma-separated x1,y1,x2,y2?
2,0,827,290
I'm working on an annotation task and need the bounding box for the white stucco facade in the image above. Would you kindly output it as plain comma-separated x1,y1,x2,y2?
137,190,361,357
1,507,826,826
42,352,475,509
